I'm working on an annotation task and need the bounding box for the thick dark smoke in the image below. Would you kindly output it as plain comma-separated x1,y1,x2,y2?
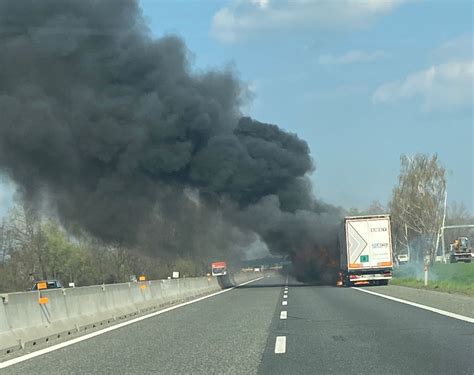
0,0,342,282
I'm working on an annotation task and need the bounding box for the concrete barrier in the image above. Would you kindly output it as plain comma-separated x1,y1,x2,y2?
0,272,258,355
0,296,19,353
63,285,117,329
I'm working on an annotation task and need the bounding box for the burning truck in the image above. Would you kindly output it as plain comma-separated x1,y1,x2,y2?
337,215,393,286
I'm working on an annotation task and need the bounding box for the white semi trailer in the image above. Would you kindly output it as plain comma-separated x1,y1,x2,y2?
339,215,393,286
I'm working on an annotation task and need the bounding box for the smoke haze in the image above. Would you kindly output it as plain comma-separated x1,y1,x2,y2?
0,0,342,281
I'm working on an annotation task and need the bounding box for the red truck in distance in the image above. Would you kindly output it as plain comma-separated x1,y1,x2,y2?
211,261,227,276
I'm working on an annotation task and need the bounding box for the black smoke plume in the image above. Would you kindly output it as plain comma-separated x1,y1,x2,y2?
0,0,342,281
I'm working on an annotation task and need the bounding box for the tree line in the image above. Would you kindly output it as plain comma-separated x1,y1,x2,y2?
0,204,211,293
1,153,472,292
349,154,473,264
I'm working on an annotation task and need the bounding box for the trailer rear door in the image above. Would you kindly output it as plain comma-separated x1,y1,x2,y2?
346,217,392,270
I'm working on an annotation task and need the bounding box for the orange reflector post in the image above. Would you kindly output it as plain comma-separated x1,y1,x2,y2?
140,284,147,290
37,282,47,290
38,297,49,304
138,275,146,281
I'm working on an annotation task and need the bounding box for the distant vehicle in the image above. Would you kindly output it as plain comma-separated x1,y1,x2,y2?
338,215,393,286
211,261,227,276
31,279,63,291
449,237,472,263
253,267,261,272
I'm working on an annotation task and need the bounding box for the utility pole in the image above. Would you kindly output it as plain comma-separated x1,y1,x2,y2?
405,223,410,261
438,190,447,260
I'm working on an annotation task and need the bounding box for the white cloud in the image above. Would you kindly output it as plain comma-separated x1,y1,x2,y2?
211,0,405,43
251,0,269,9
318,50,387,65
435,34,473,61
373,61,474,111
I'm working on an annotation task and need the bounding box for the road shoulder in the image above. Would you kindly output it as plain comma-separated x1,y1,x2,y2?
363,285,474,318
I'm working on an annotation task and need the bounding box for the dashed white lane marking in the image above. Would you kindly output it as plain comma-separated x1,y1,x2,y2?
284,290,288,294
282,300,288,306
280,311,287,320
352,287,474,324
0,277,265,369
284,287,288,290
283,295,288,299
274,336,287,354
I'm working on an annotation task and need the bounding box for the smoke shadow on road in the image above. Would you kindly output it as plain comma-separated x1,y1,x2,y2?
236,283,337,289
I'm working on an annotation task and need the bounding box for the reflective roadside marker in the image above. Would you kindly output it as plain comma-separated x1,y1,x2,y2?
38,297,49,304
139,275,146,281
37,282,47,290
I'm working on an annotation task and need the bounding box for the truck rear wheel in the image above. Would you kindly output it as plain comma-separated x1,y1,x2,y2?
343,276,352,287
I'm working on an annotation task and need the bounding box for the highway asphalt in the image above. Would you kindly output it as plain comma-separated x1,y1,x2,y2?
2,273,473,374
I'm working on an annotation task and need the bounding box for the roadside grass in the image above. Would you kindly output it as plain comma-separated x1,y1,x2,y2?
392,263,474,296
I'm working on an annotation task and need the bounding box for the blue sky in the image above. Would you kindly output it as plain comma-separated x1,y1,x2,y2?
142,0,473,213
0,0,472,216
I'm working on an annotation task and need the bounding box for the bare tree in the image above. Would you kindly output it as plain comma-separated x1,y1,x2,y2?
0,219,11,263
389,154,446,263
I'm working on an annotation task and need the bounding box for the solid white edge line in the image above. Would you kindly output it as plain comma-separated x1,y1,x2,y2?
282,300,288,306
0,277,265,369
280,311,287,320
274,336,286,354
352,287,474,324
